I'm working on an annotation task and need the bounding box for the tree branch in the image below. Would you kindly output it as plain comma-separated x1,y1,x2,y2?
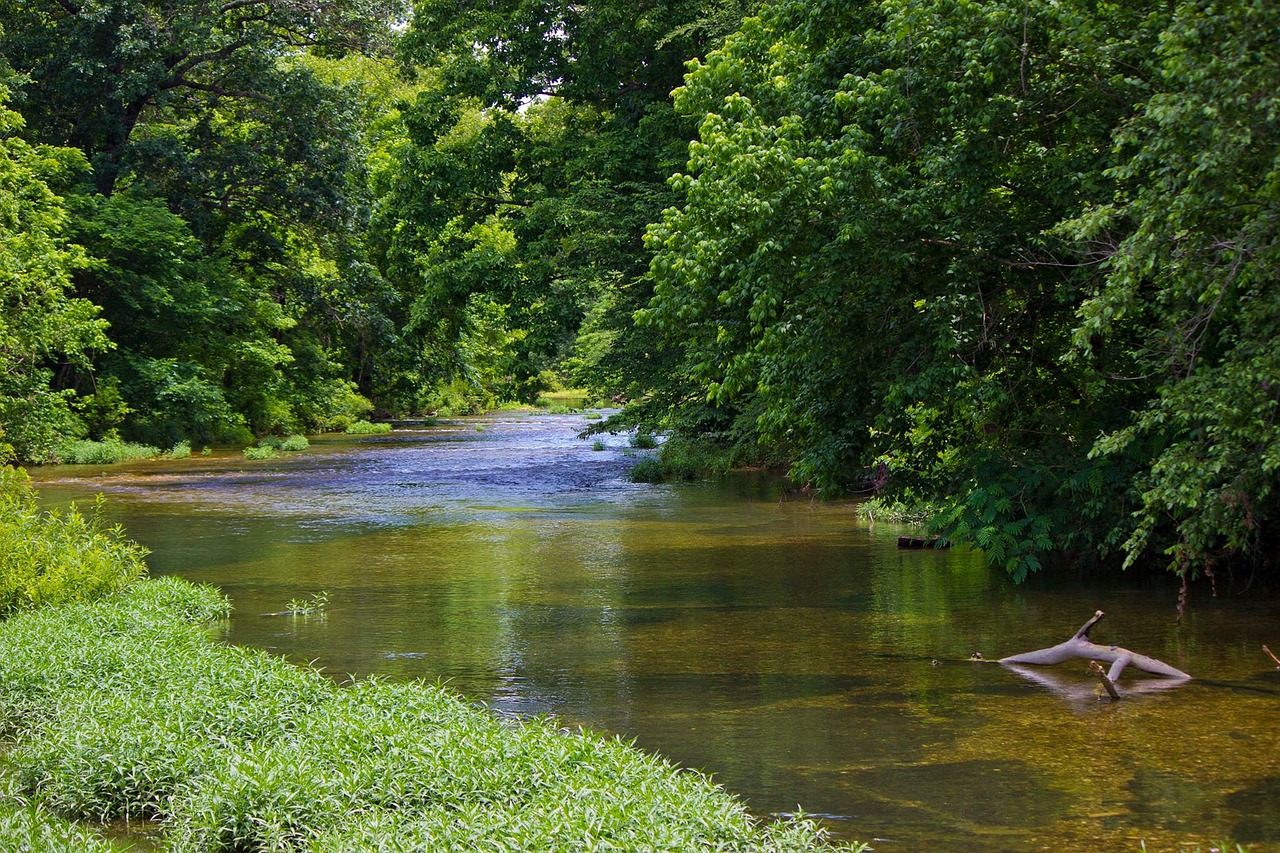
1000,610,1192,685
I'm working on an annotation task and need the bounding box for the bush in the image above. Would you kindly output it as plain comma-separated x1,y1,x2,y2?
0,466,148,616
54,436,161,464
628,456,664,483
626,436,741,484
242,445,278,460
344,420,391,435
630,430,658,449
278,435,309,452
165,440,192,459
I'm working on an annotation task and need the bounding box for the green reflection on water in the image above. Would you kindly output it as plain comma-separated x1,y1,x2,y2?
30,416,1280,851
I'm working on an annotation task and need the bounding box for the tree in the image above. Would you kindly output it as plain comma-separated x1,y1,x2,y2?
0,81,109,461
641,0,1173,578
380,0,756,407
1,0,409,441
1064,0,1280,583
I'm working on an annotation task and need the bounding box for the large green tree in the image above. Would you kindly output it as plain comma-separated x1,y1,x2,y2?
0,0,406,443
0,80,109,461
378,0,755,409
1064,0,1280,581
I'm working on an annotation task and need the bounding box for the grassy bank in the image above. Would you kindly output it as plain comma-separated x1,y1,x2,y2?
0,576,857,851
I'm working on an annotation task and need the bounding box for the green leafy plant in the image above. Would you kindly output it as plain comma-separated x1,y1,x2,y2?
344,420,392,435
285,591,329,616
0,466,148,616
55,437,162,465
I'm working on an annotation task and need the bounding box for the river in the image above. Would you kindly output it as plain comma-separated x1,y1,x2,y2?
29,413,1280,851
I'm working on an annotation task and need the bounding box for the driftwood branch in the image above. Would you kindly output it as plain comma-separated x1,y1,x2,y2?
1087,660,1120,701
1264,644,1280,670
1000,610,1191,687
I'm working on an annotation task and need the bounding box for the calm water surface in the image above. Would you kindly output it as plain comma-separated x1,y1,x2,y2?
31,414,1280,851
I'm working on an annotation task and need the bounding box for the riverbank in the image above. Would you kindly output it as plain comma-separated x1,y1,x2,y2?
0,575,857,852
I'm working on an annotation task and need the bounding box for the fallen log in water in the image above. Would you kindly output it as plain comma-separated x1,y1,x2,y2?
1000,610,1191,694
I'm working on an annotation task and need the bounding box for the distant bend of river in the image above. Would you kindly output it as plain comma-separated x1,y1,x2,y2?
30,413,1280,851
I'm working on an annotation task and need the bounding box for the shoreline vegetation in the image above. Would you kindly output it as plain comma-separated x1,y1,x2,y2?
0,466,860,852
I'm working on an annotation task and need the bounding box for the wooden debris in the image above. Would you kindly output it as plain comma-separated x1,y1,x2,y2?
999,610,1192,691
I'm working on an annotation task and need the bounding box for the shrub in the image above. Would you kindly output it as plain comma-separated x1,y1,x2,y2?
278,434,310,452
242,445,278,460
344,420,391,435
628,456,664,483
630,430,658,449
165,440,192,459
0,466,148,616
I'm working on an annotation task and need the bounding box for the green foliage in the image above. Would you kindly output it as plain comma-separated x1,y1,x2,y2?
256,435,311,453
0,794,128,853
0,466,147,616
165,440,193,459
279,434,310,452
637,0,1279,581
0,575,857,852
0,0,412,447
344,419,392,435
631,430,659,450
285,590,329,616
242,445,279,460
0,83,108,462
54,436,162,465
1061,0,1280,577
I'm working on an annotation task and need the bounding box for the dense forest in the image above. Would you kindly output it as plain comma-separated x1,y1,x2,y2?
1,0,1276,586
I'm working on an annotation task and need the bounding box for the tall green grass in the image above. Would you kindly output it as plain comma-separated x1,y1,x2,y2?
0,576,859,852
0,792,129,852
0,466,148,616
55,437,163,464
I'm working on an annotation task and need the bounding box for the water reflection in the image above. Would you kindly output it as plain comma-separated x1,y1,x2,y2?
30,414,1280,851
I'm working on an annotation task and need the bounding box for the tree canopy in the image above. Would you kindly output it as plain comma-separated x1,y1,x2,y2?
1,0,1275,585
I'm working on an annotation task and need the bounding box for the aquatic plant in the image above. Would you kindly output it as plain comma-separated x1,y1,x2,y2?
242,445,278,460
0,576,859,852
0,796,128,852
165,440,193,459
54,437,162,464
285,590,329,616
630,430,658,449
278,434,310,452
592,439,606,451
344,420,391,435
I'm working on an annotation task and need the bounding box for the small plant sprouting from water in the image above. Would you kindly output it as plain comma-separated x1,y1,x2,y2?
345,420,391,435
630,430,657,449
285,590,329,617
592,439,606,451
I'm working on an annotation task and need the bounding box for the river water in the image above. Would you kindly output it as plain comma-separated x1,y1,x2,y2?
30,414,1280,851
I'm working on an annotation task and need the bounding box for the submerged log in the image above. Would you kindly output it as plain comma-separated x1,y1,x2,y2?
1000,610,1191,684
